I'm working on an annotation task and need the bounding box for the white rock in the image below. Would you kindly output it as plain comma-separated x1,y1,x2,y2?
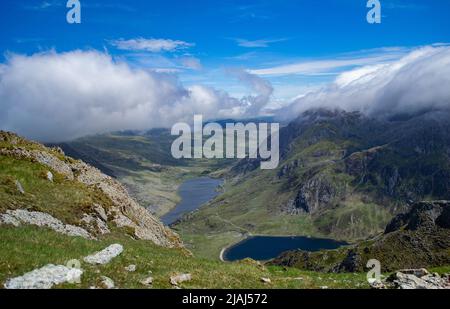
1,209,92,239
170,273,192,286
0,213,20,227
99,276,115,289
15,180,25,194
4,264,83,289
125,264,137,272
140,276,153,286
46,171,53,182
385,269,450,289
260,277,271,284
83,244,124,265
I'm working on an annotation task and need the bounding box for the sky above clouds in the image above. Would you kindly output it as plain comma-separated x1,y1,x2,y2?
0,0,450,141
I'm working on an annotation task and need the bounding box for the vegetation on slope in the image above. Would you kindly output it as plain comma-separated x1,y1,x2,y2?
0,225,370,289
175,110,450,258
269,201,450,273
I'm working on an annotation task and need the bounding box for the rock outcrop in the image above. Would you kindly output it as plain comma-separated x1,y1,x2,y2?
4,264,83,289
83,244,124,265
0,209,93,239
0,131,182,248
385,200,450,233
373,269,450,289
284,176,338,214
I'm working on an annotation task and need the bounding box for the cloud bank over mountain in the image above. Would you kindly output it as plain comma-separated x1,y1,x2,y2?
1,45,449,142
0,50,268,141
278,46,450,120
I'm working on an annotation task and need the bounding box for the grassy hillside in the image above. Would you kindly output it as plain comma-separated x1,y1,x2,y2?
0,155,113,227
0,131,374,289
0,225,370,289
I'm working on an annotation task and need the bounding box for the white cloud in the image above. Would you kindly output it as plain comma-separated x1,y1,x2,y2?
23,0,62,11
110,38,194,53
249,53,404,76
178,57,202,70
278,46,450,120
234,38,288,48
0,50,268,141
231,69,274,116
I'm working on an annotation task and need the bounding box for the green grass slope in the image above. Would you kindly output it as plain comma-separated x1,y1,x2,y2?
0,225,370,289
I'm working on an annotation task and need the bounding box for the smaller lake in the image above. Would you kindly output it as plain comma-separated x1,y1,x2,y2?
161,177,223,225
223,236,348,261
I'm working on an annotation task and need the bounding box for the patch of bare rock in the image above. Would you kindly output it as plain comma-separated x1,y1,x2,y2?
170,273,192,286
83,244,124,265
372,269,450,289
0,209,93,239
4,264,83,289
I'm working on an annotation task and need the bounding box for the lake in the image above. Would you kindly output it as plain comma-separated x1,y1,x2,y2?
161,177,223,225
223,236,348,261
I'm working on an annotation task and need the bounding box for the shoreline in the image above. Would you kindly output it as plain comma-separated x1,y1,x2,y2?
218,234,353,262
219,247,226,262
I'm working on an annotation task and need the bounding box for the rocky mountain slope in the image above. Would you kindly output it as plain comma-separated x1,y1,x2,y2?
269,201,450,272
54,130,231,217
0,131,380,289
0,131,181,247
176,109,450,255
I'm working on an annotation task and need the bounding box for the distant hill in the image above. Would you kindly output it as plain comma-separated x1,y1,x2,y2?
269,200,450,272
176,109,450,246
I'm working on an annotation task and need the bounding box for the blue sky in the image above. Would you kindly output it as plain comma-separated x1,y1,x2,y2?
1,0,450,106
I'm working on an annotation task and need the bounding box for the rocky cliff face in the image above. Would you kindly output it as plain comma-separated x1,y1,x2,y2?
0,131,182,248
385,200,450,232
269,201,450,272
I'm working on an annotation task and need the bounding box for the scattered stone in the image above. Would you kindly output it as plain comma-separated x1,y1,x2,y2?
170,273,192,286
378,269,450,289
260,277,271,284
46,171,53,182
140,276,154,286
4,264,83,289
320,286,329,289
83,244,124,265
125,264,137,272
0,209,92,239
15,180,25,194
99,276,115,289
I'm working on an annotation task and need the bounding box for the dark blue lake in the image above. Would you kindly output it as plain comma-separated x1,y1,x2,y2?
223,236,348,261
161,177,223,225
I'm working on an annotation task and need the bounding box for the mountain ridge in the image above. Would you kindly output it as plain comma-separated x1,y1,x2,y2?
0,131,182,248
